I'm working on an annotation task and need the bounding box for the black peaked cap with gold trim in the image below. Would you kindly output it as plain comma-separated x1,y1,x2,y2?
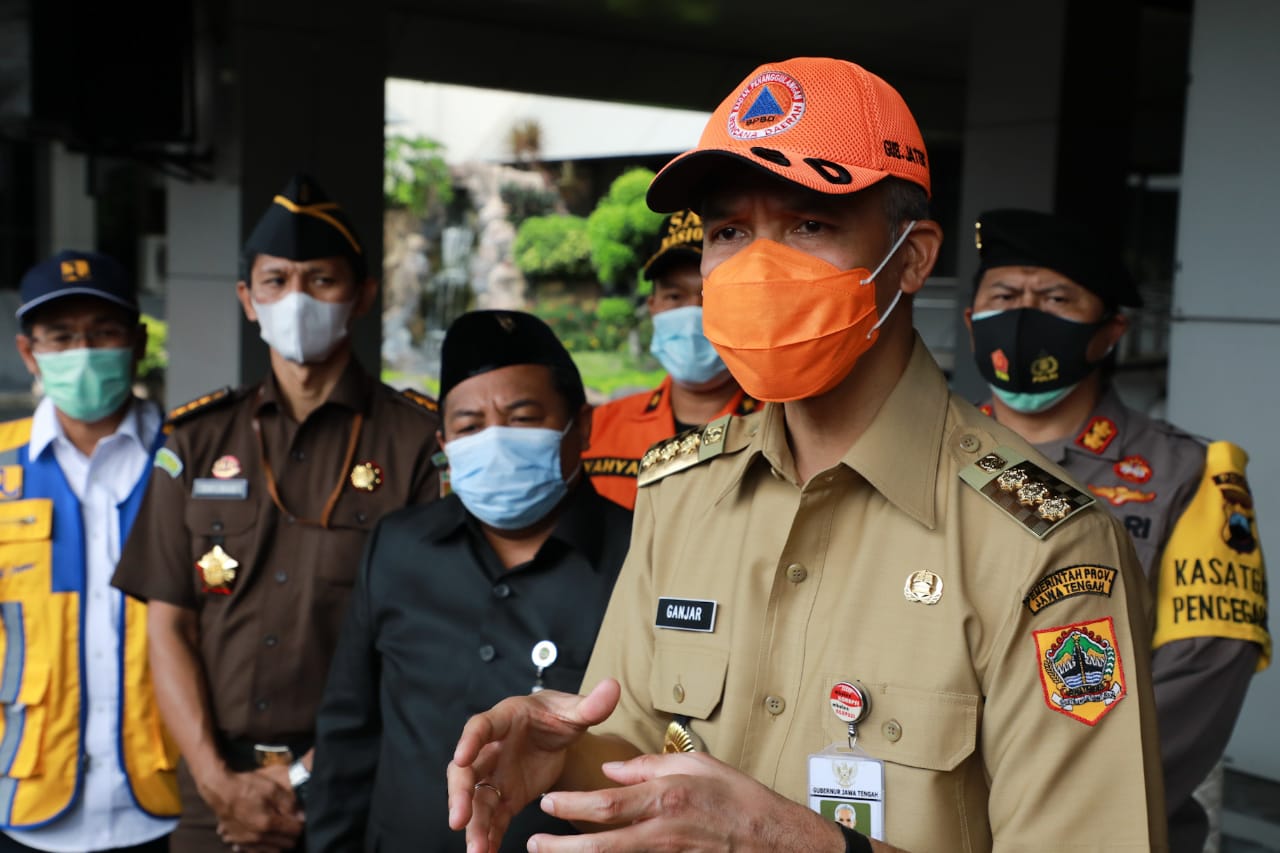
243,173,365,279
975,208,1141,309
440,310,584,410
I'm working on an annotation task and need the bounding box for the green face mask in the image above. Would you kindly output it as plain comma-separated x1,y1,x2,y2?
34,347,134,423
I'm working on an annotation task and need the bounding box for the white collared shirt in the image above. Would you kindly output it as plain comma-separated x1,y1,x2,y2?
3,396,175,851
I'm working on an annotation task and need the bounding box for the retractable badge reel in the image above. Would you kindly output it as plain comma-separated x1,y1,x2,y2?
530,640,557,693
807,681,885,841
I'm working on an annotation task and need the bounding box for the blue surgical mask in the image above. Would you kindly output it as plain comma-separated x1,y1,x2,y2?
35,347,134,423
445,421,575,530
649,305,728,386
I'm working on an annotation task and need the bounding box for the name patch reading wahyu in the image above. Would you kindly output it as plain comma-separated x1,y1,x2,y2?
192,478,249,500
1024,564,1117,614
655,597,718,632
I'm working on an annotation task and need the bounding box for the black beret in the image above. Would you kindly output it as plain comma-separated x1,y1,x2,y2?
17,249,138,321
643,210,703,282
440,310,584,408
243,173,365,279
975,209,1142,309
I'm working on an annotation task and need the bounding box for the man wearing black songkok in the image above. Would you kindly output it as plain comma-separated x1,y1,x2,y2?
113,173,444,852
964,208,1270,853
307,310,632,852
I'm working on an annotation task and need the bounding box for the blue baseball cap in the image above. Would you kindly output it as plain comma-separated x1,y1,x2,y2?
16,250,139,322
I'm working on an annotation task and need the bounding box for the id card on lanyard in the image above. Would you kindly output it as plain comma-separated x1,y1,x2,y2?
807,681,885,841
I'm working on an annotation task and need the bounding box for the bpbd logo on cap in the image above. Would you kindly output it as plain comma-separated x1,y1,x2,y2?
727,71,806,140
60,259,91,282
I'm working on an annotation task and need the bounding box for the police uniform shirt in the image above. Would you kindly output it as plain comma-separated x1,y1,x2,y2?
582,335,1166,852
307,482,631,852
112,360,440,741
584,376,758,510
1030,385,1265,847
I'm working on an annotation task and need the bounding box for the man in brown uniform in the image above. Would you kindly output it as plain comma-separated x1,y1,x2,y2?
964,208,1270,853
112,174,441,852
447,58,1166,852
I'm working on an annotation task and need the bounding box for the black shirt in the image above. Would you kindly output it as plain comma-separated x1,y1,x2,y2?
307,481,633,852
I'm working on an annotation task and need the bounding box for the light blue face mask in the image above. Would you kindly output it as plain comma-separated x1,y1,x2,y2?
989,384,1078,414
649,305,728,386
445,421,575,530
34,347,134,423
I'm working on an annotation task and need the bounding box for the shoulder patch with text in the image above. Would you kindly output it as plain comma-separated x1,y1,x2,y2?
1024,565,1118,614
1034,617,1126,726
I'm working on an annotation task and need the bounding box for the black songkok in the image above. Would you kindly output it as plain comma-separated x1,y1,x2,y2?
440,311,584,410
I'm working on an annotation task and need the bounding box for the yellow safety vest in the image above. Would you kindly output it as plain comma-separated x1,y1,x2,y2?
0,418,179,827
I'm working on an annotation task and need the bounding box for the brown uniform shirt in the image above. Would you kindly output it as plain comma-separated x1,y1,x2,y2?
113,360,440,742
583,337,1166,852
1033,386,1264,840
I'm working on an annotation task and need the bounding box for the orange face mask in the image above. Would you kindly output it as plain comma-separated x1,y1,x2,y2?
702,222,916,402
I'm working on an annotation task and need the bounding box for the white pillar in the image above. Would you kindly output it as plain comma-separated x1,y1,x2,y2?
1169,0,1280,784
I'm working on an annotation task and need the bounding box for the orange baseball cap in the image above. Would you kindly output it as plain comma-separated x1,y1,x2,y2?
647,57,931,213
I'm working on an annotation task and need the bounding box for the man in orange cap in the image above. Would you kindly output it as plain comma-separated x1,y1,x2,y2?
585,210,757,510
446,58,1164,852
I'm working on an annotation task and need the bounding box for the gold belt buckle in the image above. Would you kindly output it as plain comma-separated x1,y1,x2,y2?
254,744,294,767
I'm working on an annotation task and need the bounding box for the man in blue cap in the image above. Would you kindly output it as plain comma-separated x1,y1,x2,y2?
0,250,178,852
113,173,443,852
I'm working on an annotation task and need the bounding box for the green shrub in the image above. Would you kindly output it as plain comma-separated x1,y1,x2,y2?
513,215,594,281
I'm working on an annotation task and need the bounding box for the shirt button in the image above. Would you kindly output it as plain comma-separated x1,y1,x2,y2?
959,434,980,453
785,563,808,584
478,644,496,662
255,699,270,712
493,583,511,599
211,521,224,533
285,515,296,524
274,571,288,584
764,695,785,716
672,684,686,703
356,512,368,524
882,719,903,742
291,449,306,462
264,634,278,648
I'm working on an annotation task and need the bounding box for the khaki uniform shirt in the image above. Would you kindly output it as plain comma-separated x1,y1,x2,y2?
1033,387,1266,845
112,360,440,742
583,337,1166,852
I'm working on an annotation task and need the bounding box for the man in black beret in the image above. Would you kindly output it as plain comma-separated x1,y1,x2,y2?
307,309,631,851
113,173,444,852
964,208,1270,853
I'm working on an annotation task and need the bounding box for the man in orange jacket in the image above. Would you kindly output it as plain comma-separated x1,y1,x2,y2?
584,210,757,509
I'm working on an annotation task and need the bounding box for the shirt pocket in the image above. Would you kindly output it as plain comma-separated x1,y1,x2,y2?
821,676,979,772
184,498,259,554
650,636,730,721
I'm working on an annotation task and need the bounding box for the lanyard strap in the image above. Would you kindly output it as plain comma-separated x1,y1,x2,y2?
252,411,364,529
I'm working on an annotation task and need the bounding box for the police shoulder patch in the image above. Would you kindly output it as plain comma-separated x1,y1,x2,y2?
959,445,1095,539
165,387,238,430
399,388,439,413
637,415,733,488
154,447,184,479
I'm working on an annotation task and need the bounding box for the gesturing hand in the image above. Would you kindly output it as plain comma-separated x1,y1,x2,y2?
447,678,622,853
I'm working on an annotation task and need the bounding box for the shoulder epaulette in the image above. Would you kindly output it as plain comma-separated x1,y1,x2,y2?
398,388,439,413
959,445,1096,540
637,414,732,488
164,387,238,430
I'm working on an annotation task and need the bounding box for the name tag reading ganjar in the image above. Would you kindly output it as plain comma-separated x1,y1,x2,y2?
655,597,718,632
